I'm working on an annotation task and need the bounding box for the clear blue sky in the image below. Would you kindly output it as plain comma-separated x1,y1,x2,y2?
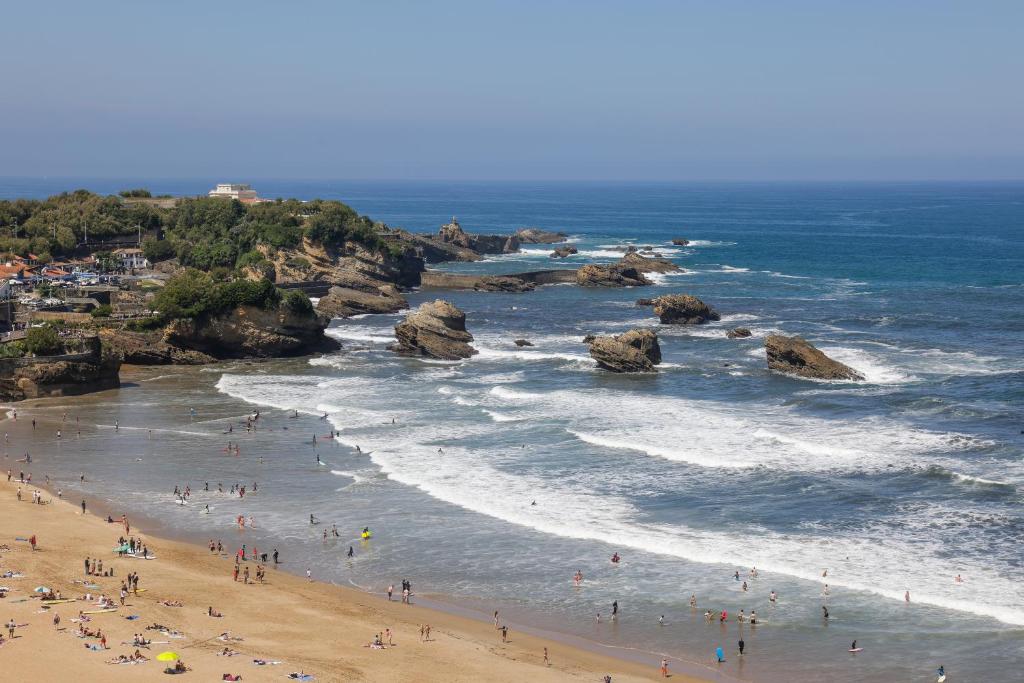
2,0,1022,180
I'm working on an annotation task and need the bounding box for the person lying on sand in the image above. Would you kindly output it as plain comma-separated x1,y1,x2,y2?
218,647,240,656
160,600,183,607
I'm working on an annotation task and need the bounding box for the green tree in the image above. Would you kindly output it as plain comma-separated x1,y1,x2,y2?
25,326,62,356
142,237,175,263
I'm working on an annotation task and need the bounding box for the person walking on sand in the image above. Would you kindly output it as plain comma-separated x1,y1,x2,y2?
387,584,394,601
738,638,745,655
660,658,669,677
543,647,549,666
81,499,87,514
500,625,508,642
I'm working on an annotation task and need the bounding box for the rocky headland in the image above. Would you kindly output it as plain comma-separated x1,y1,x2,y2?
0,336,121,401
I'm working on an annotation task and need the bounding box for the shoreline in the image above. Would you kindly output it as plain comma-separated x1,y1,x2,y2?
0,397,717,682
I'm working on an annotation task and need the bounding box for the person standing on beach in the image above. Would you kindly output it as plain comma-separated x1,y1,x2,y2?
738,638,745,655
81,499,86,514
660,658,669,677
543,647,549,666
387,584,393,601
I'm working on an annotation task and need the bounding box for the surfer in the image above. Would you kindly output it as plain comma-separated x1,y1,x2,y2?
936,665,945,680
851,640,858,651
310,514,318,525
611,552,620,564
316,455,322,466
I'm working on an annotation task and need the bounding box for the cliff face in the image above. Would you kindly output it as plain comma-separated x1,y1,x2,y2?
163,304,339,359
0,336,121,401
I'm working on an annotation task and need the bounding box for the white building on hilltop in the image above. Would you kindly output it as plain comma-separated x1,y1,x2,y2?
208,183,259,201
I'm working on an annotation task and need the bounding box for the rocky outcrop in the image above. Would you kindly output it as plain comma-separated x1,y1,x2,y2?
576,263,651,287
316,285,408,319
437,218,520,255
164,304,339,359
268,238,424,292
672,238,690,246
636,298,654,306
550,245,578,258
390,300,477,360
390,229,482,263
0,336,121,401
515,228,568,244
513,339,533,347
586,328,662,373
653,294,720,324
99,330,215,365
619,252,681,274
765,334,864,380
726,327,752,339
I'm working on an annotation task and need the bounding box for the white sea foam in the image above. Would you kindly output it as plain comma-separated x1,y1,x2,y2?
214,370,1024,626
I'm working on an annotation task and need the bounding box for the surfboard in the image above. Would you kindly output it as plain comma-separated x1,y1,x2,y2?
849,648,863,653
83,608,118,614
42,599,76,605
937,676,946,683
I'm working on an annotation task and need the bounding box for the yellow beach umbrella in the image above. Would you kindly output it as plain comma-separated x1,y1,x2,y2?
156,651,180,661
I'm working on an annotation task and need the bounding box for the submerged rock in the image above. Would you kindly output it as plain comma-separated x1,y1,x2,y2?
390,299,477,360
653,294,720,324
586,328,662,373
765,334,864,380
726,327,752,339
550,245,579,259
635,298,654,306
513,339,533,347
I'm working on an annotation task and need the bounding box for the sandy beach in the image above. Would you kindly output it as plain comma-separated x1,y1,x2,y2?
0,415,705,682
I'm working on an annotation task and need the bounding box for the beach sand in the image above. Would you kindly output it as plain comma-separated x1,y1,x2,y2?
0,439,703,682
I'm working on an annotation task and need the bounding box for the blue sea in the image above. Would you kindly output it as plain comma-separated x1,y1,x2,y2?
4,179,1024,682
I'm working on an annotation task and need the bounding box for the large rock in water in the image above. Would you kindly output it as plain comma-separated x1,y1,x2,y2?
672,238,690,246
765,334,864,380
726,327,752,339
550,245,578,258
619,251,681,273
576,263,651,287
516,227,568,244
586,328,662,373
653,294,720,324
390,300,477,360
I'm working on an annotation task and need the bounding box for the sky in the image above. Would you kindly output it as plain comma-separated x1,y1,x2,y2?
1,0,1022,181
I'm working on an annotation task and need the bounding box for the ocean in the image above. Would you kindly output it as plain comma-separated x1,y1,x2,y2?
4,179,1023,682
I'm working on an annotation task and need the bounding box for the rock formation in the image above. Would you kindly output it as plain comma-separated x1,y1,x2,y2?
515,228,568,244
635,298,654,306
437,217,520,255
0,336,121,401
726,327,752,339
550,245,578,258
99,330,215,365
418,272,537,292
652,294,720,324
765,334,864,380
586,328,662,373
513,339,533,347
619,251,681,274
576,263,651,287
163,304,338,359
316,285,408,318
672,238,690,246
390,300,477,360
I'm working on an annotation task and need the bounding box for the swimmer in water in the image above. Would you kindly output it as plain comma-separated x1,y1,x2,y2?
347,546,354,558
